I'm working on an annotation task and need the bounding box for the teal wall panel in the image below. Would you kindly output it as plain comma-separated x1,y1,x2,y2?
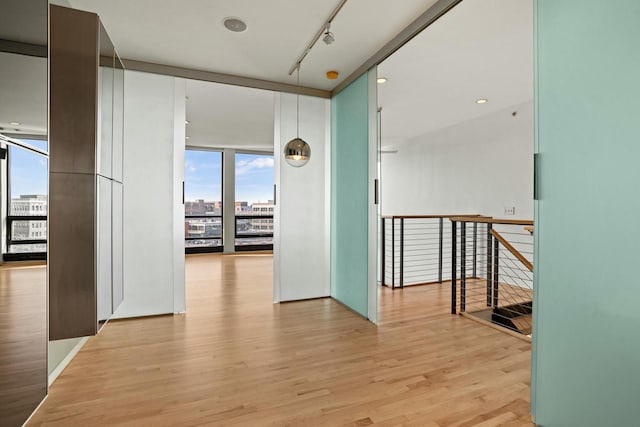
533,1,640,426
331,73,369,317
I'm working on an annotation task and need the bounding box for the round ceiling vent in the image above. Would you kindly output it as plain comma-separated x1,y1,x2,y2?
223,18,247,33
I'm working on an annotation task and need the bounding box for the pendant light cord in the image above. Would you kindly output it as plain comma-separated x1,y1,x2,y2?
296,65,300,138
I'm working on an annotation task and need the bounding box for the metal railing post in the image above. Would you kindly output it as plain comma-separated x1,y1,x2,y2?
391,218,395,289
460,221,466,313
486,223,493,307
399,218,404,288
438,217,444,283
451,220,457,314
493,237,500,308
381,218,386,286
472,222,477,278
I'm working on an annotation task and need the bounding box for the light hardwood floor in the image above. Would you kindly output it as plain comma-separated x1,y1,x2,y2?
29,254,532,426
0,263,47,427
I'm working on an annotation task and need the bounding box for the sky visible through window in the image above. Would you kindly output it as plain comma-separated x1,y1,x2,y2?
7,139,49,253
184,150,274,205
184,150,222,202
235,153,274,205
9,140,48,198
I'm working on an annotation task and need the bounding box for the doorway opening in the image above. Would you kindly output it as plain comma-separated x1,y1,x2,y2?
375,0,535,337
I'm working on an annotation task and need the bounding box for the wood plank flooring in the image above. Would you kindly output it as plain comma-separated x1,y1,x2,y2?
28,254,532,426
0,263,47,427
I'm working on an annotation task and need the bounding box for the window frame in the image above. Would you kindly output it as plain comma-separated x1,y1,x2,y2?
2,134,49,261
184,147,224,254
233,150,274,251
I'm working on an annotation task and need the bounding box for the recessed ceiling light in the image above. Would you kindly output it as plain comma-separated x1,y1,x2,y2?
185,120,190,125
224,17,247,33
10,122,21,126
476,98,488,104
377,77,388,84
186,136,190,140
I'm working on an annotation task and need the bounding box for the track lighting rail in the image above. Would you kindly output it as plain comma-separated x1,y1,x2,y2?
287,0,348,76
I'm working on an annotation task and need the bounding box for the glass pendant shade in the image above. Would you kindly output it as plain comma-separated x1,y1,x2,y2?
285,65,310,167
284,137,311,167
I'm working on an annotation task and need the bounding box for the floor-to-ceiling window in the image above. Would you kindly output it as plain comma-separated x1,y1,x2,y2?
4,137,48,261
184,149,223,253
234,152,274,251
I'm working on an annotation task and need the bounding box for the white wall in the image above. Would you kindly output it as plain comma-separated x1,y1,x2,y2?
274,93,330,302
113,70,185,318
172,79,186,313
381,101,534,219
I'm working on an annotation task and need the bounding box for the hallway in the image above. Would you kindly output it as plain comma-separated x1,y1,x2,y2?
29,254,532,426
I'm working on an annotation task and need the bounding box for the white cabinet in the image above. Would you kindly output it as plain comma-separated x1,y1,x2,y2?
97,175,113,323
112,181,124,311
112,62,124,182
97,60,113,178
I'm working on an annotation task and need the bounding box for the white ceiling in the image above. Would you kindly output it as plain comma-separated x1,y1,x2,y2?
67,0,439,91
1,0,533,152
378,0,534,147
0,0,48,45
185,80,274,151
0,52,47,136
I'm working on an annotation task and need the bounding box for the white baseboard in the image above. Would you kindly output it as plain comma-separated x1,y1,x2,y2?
48,336,89,386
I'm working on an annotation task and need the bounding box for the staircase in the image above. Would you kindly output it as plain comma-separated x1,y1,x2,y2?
450,217,534,339
491,301,532,336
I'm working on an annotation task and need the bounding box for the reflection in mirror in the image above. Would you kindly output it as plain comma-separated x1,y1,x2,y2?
97,23,115,326
0,1,49,425
0,52,47,137
6,142,49,256
112,55,125,312
96,22,125,326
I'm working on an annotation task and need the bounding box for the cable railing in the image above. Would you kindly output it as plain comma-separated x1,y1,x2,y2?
185,215,223,253
450,217,534,338
381,215,483,288
234,214,273,250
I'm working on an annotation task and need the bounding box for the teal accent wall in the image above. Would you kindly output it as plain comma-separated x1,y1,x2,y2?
331,73,369,317
533,1,640,425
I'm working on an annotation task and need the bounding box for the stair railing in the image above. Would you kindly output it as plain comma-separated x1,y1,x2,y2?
380,215,483,289
450,217,534,337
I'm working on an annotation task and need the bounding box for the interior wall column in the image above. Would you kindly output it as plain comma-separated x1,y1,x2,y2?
223,148,236,253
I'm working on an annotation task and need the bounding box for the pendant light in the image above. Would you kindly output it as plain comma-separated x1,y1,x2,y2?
284,65,311,167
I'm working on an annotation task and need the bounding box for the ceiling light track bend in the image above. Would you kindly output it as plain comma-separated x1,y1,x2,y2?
287,0,348,76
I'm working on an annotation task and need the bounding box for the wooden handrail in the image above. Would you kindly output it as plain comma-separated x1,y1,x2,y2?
490,229,533,272
449,217,534,226
382,214,485,220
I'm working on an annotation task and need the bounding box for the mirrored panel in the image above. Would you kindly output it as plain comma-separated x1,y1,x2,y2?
96,23,114,329
0,1,49,425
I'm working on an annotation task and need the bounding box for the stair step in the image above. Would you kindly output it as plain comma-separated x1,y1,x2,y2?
510,314,532,336
491,301,533,335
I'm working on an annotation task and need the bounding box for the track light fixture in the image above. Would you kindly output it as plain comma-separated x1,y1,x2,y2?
287,0,348,76
322,23,335,45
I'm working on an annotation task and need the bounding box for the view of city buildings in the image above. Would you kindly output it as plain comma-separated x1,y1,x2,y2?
184,199,274,248
9,194,47,253
4,142,49,256
184,150,274,249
